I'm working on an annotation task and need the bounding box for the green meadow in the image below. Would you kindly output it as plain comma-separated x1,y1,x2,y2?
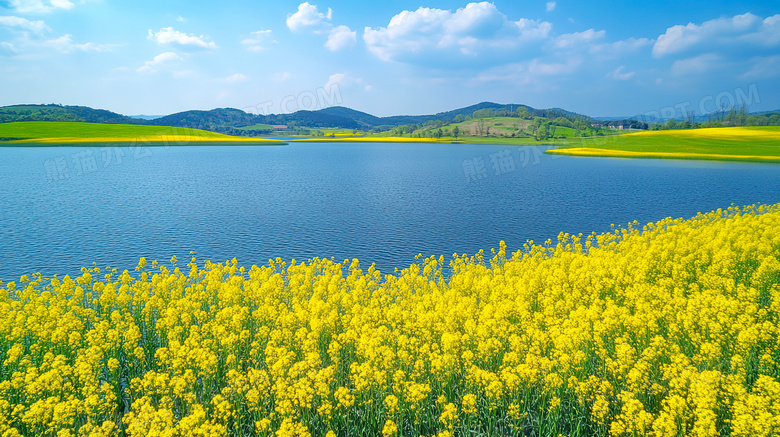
236,123,276,131
0,121,286,145
547,126,780,163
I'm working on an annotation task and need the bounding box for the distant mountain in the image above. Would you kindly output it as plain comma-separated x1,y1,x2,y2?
315,106,384,127
149,108,258,130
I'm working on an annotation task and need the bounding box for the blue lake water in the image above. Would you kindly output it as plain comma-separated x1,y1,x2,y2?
1,142,779,282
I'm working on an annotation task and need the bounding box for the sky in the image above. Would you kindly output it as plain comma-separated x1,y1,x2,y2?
0,0,778,118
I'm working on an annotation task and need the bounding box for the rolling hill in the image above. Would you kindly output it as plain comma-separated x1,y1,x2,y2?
0,102,594,134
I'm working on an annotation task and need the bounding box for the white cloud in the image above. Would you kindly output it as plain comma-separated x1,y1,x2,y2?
176,16,186,23
1,41,17,53
610,65,635,80
554,29,605,49
0,16,51,34
286,2,355,51
653,13,780,57
323,72,369,94
137,51,182,72
670,53,720,76
740,55,780,79
325,25,356,51
287,2,332,34
242,30,275,52
364,2,552,64
528,57,581,76
473,56,582,86
44,34,111,53
605,37,652,53
6,0,74,14
325,72,346,90
148,27,217,50
587,37,652,59
546,2,556,12
222,73,248,83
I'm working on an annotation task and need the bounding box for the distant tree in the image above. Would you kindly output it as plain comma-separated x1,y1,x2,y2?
476,119,486,136
454,114,465,123
516,106,531,119
452,126,459,139
535,123,549,141
473,108,495,119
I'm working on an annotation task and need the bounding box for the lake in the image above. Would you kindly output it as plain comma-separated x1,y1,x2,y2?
1,141,779,282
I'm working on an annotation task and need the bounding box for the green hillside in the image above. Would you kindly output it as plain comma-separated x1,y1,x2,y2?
0,122,286,145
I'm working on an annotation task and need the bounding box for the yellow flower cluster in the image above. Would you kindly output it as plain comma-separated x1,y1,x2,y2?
1,204,779,436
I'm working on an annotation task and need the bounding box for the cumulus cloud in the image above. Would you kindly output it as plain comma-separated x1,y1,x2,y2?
286,2,355,51
6,0,74,14
242,30,275,52
325,72,345,90
587,37,652,59
137,51,182,72
148,27,217,50
670,53,720,76
363,2,552,64
323,72,369,94
287,2,332,33
546,2,556,12
45,34,111,53
653,13,780,57
0,16,51,34
325,25,356,51
554,29,605,49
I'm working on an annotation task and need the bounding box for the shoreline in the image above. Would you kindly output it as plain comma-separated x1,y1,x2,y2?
545,147,780,164
0,137,288,146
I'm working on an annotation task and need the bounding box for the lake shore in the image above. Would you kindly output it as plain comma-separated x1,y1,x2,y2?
545,147,780,163
0,121,287,146
545,126,780,163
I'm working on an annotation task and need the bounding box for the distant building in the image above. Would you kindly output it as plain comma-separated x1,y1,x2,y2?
272,125,288,129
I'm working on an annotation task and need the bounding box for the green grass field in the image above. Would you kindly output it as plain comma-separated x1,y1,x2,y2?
0,121,287,145
236,123,275,131
547,126,780,163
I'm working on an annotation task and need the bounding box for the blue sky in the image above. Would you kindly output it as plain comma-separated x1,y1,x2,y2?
0,0,778,117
